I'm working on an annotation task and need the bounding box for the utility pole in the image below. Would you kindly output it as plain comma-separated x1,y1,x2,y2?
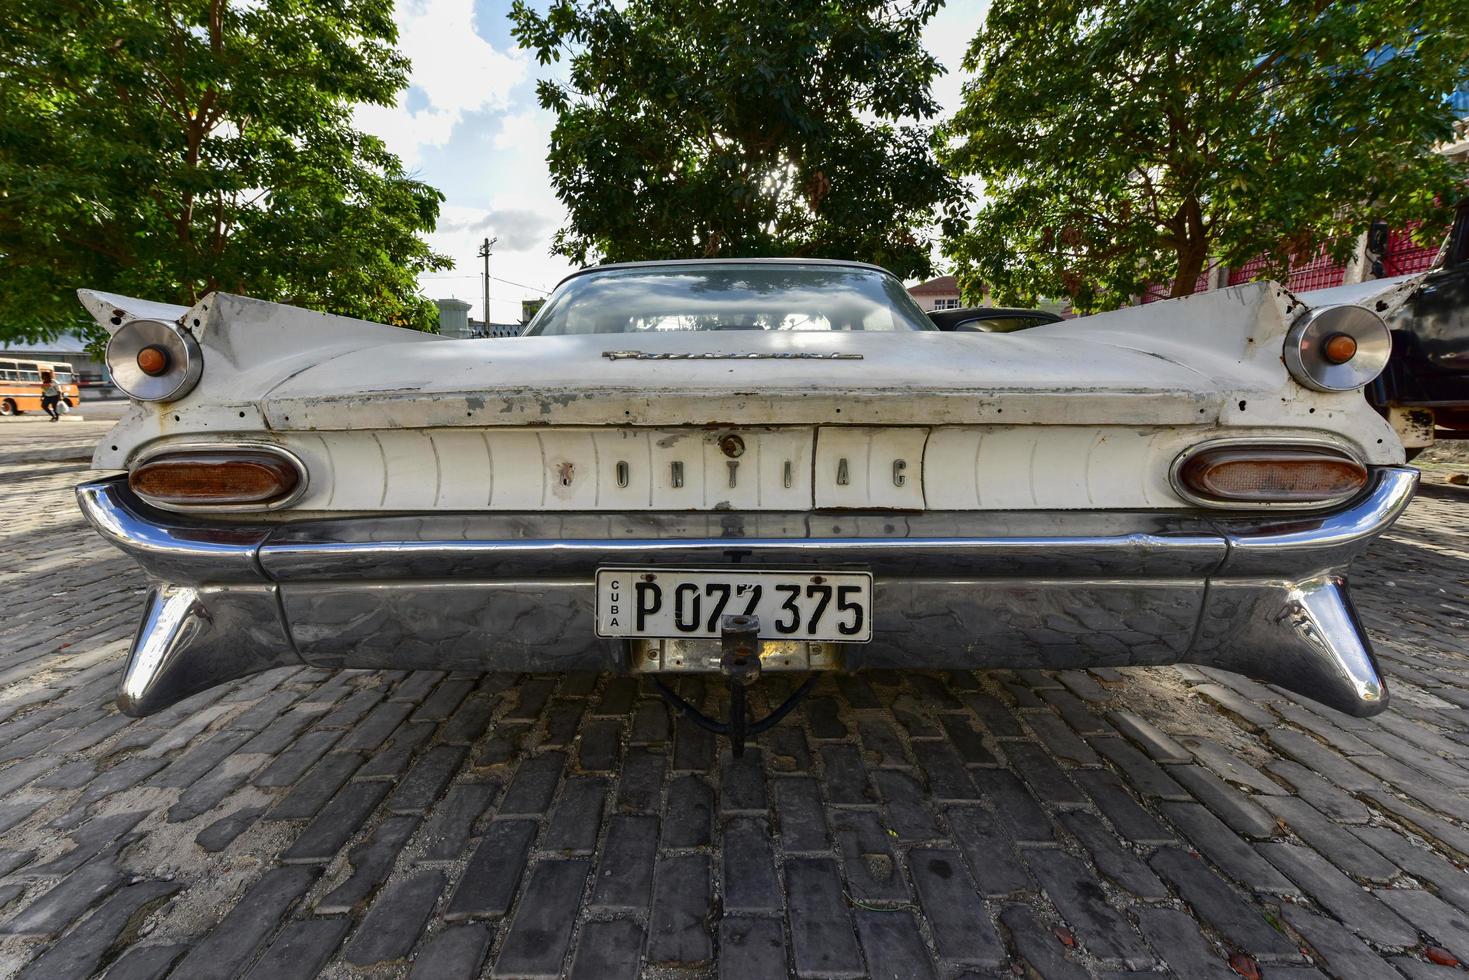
477,237,497,335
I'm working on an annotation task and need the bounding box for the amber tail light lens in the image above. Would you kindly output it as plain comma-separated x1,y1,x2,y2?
130,451,300,506
1177,447,1367,504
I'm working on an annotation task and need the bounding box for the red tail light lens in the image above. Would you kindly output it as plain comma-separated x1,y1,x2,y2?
1177,447,1367,504
130,451,301,506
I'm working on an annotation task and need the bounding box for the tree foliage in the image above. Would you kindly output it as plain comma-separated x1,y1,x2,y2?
943,0,1469,311
510,0,962,279
0,0,451,344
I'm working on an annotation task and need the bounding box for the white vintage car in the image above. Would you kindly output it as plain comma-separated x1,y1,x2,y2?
77,259,1417,739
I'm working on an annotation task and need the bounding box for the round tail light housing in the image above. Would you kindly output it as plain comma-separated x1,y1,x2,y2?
1172,443,1368,507
1284,304,1390,392
129,448,305,510
106,319,203,402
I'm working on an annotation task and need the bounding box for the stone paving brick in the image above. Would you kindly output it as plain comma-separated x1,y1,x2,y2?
590,814,658,911
170,866,319,980
445,819,538,919
252,729,340,788
1059,811,1169,899
1023,848,1153,969
647,852,713,965
854,908,938,980
1005,741,1087,807
1259,796,1399,882
498,750,565,815
671,716,716,772
23,811,145,877
1025,709,1102,765
969,768,1055,844
1265,758,1372,824
1071,768,1176,845
318,814,420,913
1108,709,1191,762
907,847,1004,966
1362,789,1469,862
720,746,768,812
387,744,466,814
945,804,1033,895
408,922,493,980
14,878,179,980
1256,842,1419,947
240,917,351,980
1091,736,1189,799
1148,847,1299,957
832,809,909,902
1375,888,1469,961
97,942,188,980
268,752,364,820
784,856,863,978
280,780,392,864
342,869,447,966
1161,801,1298,893
818,742,873,803
718,916,786,979
1133,907,1236,979
663,773,714,847
568,918,644,980
544,775,609,854
1170,763,1280,839
938,712,996,764
417,781,499,862
356,719,435,779
0,862,123,937
998,904,1091,980
773,777,830,852
1280,905,1406,980
494,858,590,976
961,690,1025,737
872,768,942,840
1192,683,1278,729
723,816,781,912
616,745,667,811
1349,825,1469,912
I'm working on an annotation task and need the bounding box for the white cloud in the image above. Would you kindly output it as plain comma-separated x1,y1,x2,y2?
437,205,553,251
354,0,527,168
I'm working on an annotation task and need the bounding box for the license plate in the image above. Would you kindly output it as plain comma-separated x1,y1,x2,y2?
595,568,872,642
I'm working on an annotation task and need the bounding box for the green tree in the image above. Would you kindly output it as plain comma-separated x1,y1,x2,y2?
0,0,450,344
510,0,962,279
943,0,1469,311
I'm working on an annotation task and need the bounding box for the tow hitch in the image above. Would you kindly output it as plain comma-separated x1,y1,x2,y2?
652,614,818,757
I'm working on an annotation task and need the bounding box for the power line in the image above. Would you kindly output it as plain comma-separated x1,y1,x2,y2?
420,273,551,295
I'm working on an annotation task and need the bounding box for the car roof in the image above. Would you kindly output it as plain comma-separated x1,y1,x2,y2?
554,257,894,289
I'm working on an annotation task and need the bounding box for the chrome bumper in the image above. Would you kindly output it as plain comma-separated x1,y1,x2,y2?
76,468,1418,717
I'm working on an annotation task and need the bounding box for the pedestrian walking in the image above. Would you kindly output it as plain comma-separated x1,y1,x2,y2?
39,371,62,421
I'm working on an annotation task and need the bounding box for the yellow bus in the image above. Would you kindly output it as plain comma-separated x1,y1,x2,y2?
0,359,81,416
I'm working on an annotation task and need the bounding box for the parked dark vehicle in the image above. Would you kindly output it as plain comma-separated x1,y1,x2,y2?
1366,200,1469,450
927,306,1064,333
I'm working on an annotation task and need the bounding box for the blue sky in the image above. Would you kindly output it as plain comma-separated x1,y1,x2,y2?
356,0,990,323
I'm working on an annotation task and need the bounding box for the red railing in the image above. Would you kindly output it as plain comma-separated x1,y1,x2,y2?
1139,263,1216,304
1126,212,1448,306
1381,222,1439,276
1228,248,1346,292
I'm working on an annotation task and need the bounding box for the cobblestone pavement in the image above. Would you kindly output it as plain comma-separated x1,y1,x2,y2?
1,439,1468,979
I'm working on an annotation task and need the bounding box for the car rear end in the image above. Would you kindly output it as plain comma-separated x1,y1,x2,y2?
75,264,1415,718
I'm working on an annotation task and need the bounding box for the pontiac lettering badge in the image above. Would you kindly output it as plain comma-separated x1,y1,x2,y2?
601,350,863,360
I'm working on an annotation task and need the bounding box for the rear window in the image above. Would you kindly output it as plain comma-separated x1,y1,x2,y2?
525,263,935,336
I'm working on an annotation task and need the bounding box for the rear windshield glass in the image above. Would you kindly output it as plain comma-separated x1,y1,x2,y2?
524,263,935,335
